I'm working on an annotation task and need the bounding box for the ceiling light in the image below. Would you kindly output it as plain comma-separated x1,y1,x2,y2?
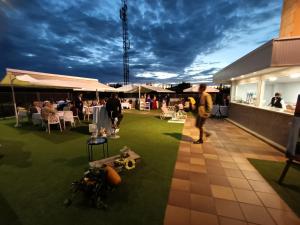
289,73,300,79
231,78,235,81
269,77,277,81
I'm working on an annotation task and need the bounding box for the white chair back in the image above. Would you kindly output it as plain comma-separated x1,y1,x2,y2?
63,111,74,123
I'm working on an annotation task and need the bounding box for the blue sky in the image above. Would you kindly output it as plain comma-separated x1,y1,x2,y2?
0,0,282,83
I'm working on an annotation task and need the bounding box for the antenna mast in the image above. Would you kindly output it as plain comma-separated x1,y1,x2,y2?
120,0,130,85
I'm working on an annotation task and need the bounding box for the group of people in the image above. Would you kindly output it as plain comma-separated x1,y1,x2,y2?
139,94,171,110
27,93,123,128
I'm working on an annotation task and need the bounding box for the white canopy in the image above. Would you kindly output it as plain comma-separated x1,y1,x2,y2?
183,85,219,93
1,69,117,92
117,84,174,93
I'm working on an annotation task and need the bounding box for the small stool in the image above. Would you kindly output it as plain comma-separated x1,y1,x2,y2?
87,137,109,161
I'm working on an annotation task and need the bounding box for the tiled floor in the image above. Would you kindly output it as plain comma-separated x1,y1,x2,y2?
164,117,300,225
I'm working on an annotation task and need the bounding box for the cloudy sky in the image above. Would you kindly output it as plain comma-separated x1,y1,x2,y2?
0,0,282,84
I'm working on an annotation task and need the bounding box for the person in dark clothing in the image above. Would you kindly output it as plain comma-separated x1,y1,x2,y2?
75,93,84,119
270,92,283,108
166,94,170,106
106,93,123,127
193,84,213,144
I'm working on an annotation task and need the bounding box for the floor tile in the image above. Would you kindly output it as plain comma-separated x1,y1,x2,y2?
175,162,190,172
191,182,212,196
190,194,216,214
219,217,247,225
190,210,219,225
237,163,256,171
228,177,252,190
189,164,207,173
267,208,300,225
247,180,275,193
215,198,244,220
224,168,244,178
168,190,190,209
220,161,239,169
232,188,262,205
241,171,264,181
256,192,290,211
206,159,222,167
207,166,226,176
164,205,190,225
189,172,210,183
173,169,190,180
177,156,190,163
171,178,190,192
209,175,231,186
190,157,205,165
203,153,219,160
240,203,276,225
211,185,236,201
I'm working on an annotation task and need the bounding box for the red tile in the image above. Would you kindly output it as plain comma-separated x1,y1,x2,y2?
190,194,216,214
168,190,190,209
240,203,276,225
164,205,190,225
215,198,244,220
190,210,218,225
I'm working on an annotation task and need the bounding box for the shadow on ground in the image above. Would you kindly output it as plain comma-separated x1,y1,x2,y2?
163,132,193,142
53,156,87,168
0,192,23,225
4,122,89,144
0,139,32,168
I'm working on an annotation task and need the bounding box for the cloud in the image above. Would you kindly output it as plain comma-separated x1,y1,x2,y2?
0,0,282,83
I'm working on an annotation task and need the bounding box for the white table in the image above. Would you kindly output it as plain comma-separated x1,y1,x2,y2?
211,105,228,117
92,106,113,134
121,102,131,109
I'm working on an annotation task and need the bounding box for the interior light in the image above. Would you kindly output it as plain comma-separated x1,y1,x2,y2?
269,77,277,81
289,73,300,79
241,75,245,78
231,78,235,81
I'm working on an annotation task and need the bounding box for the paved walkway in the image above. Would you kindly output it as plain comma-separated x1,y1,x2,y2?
164,117,300,225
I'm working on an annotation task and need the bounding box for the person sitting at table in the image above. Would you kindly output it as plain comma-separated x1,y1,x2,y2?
106,93,123,127
270,92,286,109
41,101,57,123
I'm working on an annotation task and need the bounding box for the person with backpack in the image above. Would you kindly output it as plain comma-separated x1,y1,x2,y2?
193,83,213,144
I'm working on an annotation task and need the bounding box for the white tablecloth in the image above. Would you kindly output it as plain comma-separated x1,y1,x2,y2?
32,113,42,125
92,106,113,134
121,102,131,109
211,105,228,117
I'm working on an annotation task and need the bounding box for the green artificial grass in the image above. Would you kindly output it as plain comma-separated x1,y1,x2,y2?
249,158,300,216
0,111,183,225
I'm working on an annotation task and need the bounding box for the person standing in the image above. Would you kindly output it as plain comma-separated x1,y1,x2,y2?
193,84,213,144
106,93,123,127
75,93,84,119
270,92,286,109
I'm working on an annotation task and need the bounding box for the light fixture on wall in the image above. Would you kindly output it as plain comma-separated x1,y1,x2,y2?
268,77,277,81
289,73,300,79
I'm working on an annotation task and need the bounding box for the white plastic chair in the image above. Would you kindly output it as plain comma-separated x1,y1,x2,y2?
17,108,28,123
63,111,75,128
160,106,175,119
145,102,151,111
73,108,81,125
84,107,93,121
47,114,62,134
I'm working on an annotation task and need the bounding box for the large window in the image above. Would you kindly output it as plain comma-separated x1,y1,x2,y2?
262,77,300,111
235,82,258,105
